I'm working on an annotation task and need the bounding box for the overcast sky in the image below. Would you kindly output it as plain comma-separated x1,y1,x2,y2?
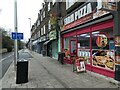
0,0,43,42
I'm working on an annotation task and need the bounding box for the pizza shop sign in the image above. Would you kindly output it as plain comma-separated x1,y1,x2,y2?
63,1,104,30
64,3,92,26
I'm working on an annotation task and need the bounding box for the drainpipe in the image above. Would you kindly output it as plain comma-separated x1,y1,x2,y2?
56,2,61,53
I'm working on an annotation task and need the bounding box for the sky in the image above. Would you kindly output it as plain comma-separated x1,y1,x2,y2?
0,0,44,42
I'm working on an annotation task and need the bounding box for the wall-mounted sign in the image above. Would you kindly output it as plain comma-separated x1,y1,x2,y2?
62,1,109,31
101,0,117,11
115,36,120,46
96,34,108,48
41,36,46,41
49,30,56,40
50,13,56,25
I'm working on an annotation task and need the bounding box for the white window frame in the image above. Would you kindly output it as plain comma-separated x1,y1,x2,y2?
48,20,51,30
43,25,46,34
38,30,40,37
43,11,45,18
52,0,55,5
37,20,40,26
41,28,43,36
66,0,75,10
48,2,50,11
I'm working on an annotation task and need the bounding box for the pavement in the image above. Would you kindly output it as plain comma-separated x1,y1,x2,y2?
1,49,120,89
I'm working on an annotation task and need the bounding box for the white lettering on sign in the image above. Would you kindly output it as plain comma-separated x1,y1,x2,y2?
64,2,92,25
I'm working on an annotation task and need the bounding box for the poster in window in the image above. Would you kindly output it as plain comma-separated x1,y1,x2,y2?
96,34,108,48
92,50,114,70
115,36,120,46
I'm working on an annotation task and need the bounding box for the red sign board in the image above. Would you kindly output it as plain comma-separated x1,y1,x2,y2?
62,1,110,31
63,14,93,30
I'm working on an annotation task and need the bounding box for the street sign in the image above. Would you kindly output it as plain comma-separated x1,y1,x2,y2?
12,32,23,40
12,32,17,40
17,33,23,40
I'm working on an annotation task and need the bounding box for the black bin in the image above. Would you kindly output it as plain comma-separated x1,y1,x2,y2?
114,64,120,81
58,52,65,64
16,59,29,84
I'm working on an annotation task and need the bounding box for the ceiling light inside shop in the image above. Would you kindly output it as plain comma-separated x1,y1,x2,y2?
86,35,90,37
92,31,99,34
80,34,87,36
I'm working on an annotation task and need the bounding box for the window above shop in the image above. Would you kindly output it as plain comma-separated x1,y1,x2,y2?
52,0,56,5
43,11,45,18
48,2,50,11
66,0,76,10
43,25,46,35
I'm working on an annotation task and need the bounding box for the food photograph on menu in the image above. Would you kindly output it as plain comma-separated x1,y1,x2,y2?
92,33,115,70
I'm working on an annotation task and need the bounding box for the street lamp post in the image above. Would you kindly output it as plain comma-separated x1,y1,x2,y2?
28,18,31,29
14,0,18,71
28,18,32,50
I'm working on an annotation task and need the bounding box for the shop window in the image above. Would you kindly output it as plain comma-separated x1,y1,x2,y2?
77,33,90,64
64,37,70,50
92,28,115,71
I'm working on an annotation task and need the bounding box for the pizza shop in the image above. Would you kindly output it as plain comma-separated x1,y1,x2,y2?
61,2,120,78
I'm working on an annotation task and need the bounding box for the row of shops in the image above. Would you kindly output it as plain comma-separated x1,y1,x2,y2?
30,1,120,80
32,31,59,59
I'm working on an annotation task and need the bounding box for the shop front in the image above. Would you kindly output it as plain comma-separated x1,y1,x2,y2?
61,1,119,78
49,30,58,59
62,19,115,78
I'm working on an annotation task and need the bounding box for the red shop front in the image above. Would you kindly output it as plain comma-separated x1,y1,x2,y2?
62,19,115,78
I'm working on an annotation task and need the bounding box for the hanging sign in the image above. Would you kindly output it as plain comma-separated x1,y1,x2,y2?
49,30,56,40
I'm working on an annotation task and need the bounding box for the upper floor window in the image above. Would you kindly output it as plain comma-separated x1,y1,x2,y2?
43,25,46,34
37,20,40,27
52,0,55,5
48,20,51,30
48,2,50,11
66,0,75,9
35,33,36,39
41,28,43,36
34,24,37,30
41,14,43,21
43,11,45,18
38,30,40,38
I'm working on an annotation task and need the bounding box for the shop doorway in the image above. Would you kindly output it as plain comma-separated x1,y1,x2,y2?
70,38,77,55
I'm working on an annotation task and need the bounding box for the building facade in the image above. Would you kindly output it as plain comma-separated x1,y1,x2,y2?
30,0,120,80
61,1,120,78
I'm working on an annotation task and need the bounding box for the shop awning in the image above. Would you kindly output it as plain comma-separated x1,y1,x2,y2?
43,40,51,45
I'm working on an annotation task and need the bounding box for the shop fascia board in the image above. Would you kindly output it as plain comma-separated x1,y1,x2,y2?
61,14,113,35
